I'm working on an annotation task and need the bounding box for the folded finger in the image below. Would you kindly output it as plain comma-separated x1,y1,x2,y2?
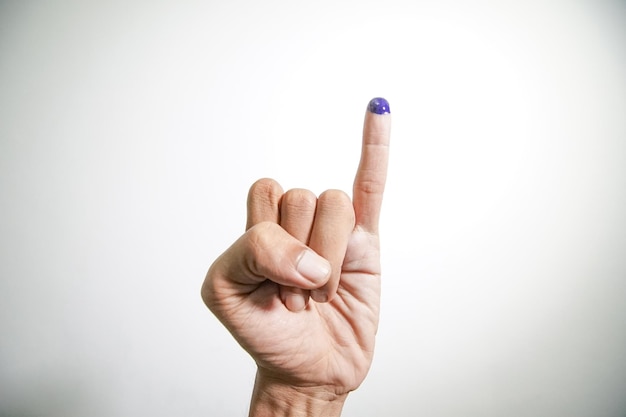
279,188,317,242
307,189,355,303
279,188,318,311
246,178,284,230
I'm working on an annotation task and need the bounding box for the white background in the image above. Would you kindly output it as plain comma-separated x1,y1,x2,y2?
1,0,625,416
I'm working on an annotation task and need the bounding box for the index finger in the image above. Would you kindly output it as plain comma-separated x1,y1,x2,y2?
352,97,391,234
246,178,284,230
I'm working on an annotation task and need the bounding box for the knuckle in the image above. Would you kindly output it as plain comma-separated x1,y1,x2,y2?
248,178,283,205
317,189,355,222
242,222,276,275
246,221,274,248
355,177,385,196
318,189,351,205
282,188,317,214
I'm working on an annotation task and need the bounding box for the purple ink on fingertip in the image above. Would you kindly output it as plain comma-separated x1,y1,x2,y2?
367,97,390,115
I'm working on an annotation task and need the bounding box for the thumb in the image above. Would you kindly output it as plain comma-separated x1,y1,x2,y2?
202,222,331,302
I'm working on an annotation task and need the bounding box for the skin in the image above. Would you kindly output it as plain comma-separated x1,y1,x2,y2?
201,105,391,417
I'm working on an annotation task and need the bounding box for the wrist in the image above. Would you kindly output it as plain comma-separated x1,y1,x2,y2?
248,370,348,417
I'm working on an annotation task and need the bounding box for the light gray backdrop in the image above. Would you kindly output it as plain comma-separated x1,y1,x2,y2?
1,0,625,416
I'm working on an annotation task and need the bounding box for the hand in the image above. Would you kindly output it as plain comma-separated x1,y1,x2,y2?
201,98,391,416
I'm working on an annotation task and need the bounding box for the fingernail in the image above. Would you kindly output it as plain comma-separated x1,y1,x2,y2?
296,250,330,284
311,289,328,303
367,97,390,115
285,293,306,312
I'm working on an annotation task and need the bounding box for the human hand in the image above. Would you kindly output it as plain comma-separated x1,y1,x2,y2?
201,98,391,416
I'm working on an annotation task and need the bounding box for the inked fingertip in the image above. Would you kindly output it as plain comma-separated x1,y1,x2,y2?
367,97,390,115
